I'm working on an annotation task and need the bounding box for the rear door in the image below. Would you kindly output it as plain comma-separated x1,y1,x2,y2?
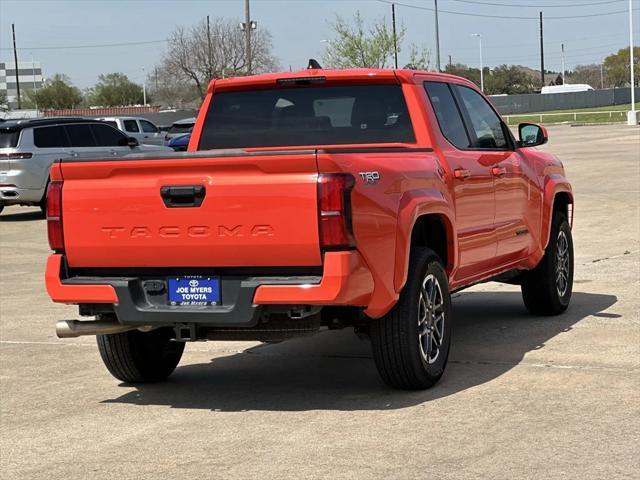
424,81,497,281
62,123,108,160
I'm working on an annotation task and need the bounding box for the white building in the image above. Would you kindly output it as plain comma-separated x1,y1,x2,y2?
0,60,44,106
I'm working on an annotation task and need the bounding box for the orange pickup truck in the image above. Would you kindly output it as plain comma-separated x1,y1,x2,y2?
45,67,573,390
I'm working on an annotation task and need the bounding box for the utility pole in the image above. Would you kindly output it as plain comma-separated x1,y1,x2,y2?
206,15,212,77
141,66,146,106
244,0,252,74
471,33,483,92
155,67,159,90
11,23,21,109
600,62,604,89
539,12,545,88
392,3,398,69
435,0,441,71
448,54,452,69
628,0,636,125
561,43,565,85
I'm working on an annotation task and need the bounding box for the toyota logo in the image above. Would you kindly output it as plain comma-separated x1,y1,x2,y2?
189,280,199,287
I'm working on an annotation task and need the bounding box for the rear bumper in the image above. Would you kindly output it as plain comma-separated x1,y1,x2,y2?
45,251,373,326
0,185,44,205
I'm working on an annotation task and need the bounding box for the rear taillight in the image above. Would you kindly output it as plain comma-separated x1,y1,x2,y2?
317,174,355,250
46,181,64,252
0,152,32,159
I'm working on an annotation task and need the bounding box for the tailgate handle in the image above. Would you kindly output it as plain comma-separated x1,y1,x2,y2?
160,185,206,208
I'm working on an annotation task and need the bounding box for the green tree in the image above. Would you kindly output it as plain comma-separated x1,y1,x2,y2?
0,91,8,111
323,11,430,70
27,74,82,110
486,65,537,94
444,63,481,86
603,47,640,87
93,73,144,106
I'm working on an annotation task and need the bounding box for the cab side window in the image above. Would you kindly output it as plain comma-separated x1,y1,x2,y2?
123,120,140,133
139,120,158,133
64,124,97,147
33,126,69,148
424,81,470,149
455,86,508,149
91,124,127,147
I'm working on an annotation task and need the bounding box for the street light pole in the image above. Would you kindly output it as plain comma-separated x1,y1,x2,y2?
561,43,565,84
627,0,637,125
472,33,483,92
141,66,147,106
435,0,441,71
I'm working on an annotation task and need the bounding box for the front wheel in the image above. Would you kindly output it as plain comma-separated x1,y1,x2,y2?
370,248,452,390
521,213,574,315
97,322,185,383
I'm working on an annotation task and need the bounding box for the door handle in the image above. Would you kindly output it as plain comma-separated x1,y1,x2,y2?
109,149,118,156
454,169,471,179
68,150,79,158
491,167,507,176
160,185,206,208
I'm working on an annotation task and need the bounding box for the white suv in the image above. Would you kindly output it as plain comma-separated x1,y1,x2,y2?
95,116,164,145
0,117,170,214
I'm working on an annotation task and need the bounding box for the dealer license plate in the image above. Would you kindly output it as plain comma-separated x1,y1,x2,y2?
168,276,220,306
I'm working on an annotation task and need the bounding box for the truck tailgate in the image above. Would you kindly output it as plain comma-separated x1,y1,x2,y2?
59,152,322,268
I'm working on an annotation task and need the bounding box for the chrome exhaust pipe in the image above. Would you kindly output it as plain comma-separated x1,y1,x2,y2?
56,319,144,338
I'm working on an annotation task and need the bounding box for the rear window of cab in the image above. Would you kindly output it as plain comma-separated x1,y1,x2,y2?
0,129,20,148
198,84,415,149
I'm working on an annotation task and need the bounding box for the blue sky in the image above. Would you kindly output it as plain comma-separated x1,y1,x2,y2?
0,0,637,89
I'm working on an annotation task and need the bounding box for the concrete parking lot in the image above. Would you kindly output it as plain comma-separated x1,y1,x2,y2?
1,124,638,479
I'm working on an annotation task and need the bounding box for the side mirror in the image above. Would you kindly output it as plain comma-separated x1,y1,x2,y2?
518,123,548,147
127,136,139,148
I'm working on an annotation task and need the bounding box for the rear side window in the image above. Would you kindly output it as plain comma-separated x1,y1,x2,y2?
123,120,139,133
103,121,118,129
0,129,20,148
199,84,415,149
33,126,69,148
140,120,158,133
91,124,126,147
64,124,96,147
424,82,470,149
169,123,194,134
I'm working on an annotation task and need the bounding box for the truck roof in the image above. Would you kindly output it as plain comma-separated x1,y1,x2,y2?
209,68,477,93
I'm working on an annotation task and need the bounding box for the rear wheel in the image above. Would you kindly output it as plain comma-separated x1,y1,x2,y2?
97,321,184,383
521,213,574,315
370,248,452,390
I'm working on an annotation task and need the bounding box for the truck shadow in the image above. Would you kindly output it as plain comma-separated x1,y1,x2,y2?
0,210,44,222
103,291,617,412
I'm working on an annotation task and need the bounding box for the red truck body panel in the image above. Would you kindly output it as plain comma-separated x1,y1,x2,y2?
46,68,572,320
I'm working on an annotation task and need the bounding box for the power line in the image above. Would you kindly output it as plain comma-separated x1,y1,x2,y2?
0,39,167,51
445,0,625,8
377,0,638,20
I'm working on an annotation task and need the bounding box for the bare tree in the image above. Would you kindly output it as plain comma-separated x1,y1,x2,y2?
158,18,279,99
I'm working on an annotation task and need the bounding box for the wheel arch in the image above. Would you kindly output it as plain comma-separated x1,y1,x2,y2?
394,189,456,294
542,179,574,250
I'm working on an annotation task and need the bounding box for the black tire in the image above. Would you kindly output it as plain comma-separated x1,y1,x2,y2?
96,322,185,383
370,248,452,390
521,213,574,315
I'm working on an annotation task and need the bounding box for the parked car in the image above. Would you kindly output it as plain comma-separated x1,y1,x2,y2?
164,117,195,144
168,133,190,151
0,118,170,214
95,116,164,145
45,68,573,390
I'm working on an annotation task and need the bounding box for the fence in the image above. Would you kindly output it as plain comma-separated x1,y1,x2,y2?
491,87,640,115
504,110,630,125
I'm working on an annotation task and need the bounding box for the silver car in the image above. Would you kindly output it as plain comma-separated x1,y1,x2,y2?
0,118,171,214
164,117,196,144
95,116,164,146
